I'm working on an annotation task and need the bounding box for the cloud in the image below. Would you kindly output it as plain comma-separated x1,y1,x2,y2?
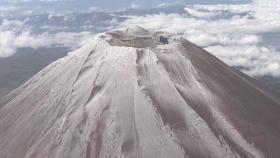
22,10,33,15
88,6,102,12
156,1,181,8
0,5,18,16
131,3,139,9
117,3,280,77
0,31,43,57
184,7,221,19
254,0,280,10
0,5,17,12
157,3,171,8
0,30,94,58
205,45,280,77
0,19,94,58
189,4,252,14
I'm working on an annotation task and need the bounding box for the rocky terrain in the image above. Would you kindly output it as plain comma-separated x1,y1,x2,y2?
0,27,280,158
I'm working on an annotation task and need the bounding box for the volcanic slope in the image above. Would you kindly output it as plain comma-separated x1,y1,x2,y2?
0,27,280,158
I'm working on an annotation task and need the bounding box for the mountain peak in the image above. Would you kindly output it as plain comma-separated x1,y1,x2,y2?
0,28,280,158
104,27,179,49
124,26,150,35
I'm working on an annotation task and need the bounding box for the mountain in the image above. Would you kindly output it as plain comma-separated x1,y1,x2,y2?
0,27,280,158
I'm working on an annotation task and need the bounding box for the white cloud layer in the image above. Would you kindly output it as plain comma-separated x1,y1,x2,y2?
117,2,280,77
131,3,139,9
0,5,18,16
0,19,94,58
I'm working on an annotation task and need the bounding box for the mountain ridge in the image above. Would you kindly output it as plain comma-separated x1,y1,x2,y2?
0,27,280,158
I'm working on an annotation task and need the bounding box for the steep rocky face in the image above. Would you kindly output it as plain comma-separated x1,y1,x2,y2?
0,27,280,158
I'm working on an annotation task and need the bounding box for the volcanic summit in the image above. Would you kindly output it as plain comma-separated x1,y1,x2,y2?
0,27,280,158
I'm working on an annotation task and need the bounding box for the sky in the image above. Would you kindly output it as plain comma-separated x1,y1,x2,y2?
0,0,251,14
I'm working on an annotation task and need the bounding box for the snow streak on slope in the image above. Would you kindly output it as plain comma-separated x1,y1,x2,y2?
0,27,280,158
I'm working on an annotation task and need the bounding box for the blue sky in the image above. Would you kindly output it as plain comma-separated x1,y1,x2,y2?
0,0,251,14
